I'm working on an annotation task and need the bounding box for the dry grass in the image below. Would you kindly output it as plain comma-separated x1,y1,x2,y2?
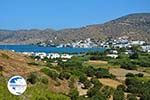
0,50,71,95
88,60,108,64
109,68,150,81
0,50,41,77
85,60,119,69
99,78,122,89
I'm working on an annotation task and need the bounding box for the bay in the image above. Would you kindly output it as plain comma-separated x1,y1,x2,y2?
0,45,105,53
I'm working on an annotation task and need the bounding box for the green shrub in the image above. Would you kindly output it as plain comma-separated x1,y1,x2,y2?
127,94,137,100
121,62,137,70
41,68,59,80
113,88,125,100
41,76,49,84
85,66,95,77
59,71,71,80
68,76,75,88
91,93,107,100
87,87,100,97
135,73,144,77
79,74,87,83
27,62,39,66
27,72,38,84
129,52,139,59
95,68,115,78
126,73,135,77
46,62,53,68
91,77,102,89
116,85,126,91
83,80,92,89
1,53,9,59
101,86,114,98
69,88,79,100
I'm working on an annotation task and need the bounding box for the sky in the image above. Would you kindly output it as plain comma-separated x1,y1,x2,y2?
0,0,150,30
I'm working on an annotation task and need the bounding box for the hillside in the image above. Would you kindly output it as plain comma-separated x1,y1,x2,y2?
0,13,150,44
0,51,70,99
0,50,41,77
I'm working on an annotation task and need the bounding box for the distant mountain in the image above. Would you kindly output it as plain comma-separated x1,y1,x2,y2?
0,13,150,44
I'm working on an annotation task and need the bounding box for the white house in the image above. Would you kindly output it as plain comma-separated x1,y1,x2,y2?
107,54,118,58
35,52,47,59
61,54,73,59
131,41,145,45
47,53,60,59
141,45,150,52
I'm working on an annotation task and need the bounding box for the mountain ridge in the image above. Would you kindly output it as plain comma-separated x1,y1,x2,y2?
0,13,150,44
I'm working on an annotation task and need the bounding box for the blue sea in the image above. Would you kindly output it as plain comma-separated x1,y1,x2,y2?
0,45,105,53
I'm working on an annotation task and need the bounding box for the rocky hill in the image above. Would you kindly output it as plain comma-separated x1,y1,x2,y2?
0,13,150,44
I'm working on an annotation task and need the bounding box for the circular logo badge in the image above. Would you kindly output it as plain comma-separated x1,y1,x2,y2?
7,75,27,95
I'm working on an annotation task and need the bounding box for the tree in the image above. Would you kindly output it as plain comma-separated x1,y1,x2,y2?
87,87,99,97
91,93,106,100
83,80,91,89
116,85,126,91
121,62,137,70
101,86,114,98
85,66,95,77
79,74,87,83
91,77,102,89
113,88,125,100
129,52,139,59
127,94,137,100
69,88,79,100
59,71,71,80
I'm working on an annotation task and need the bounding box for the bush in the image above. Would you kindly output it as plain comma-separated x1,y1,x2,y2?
121,62,137,70
83,80,92,89
91,93,107,100
116,85,126,91
59,71,71,80
127,94,137,100
0,66,3,71
68,76,75,88
91,77,102,89
101,86,114,98
41,68,59,80
135,73,144,77
27,73,38,84
79,74,87,83
129,52,139,59
0,66,3,76
69,88,79,100
85,66,95,77
113,88,125,100
125,78,143,94
41,76,49,84
1,53,9,59
95,68,115,79
89,56,101,60
27,62,39,66
139,60,150,67
126,73,135,77
87,87,99,97
46,62,53,68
